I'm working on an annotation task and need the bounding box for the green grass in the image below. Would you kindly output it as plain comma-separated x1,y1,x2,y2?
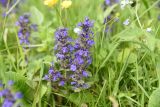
0,0,160,107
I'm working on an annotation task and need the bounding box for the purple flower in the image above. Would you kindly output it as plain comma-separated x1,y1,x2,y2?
0,0,8,7
49,67,54,74
14,92,23,99
87,57,92,65
82,71,88,77
70,65,77,71
68,45,74,51
82,83,90,89
71,81,77,85
0,0,21,17
44,28,74,89
0,92,3,97
87,40,94,46
43,75,49,80
55,28,68,40
53,72,61,81
77,57,84,65
69,17,94,90
2,99,14,107
78,17,94,32
102,0,119,34
44,18,94,92
74,42,80,49
59,81,65,86
1,89,9,96
8,80,14,86
43,66,65,87
56,53,65,60
30,24,38,31
105,0,111,5
16,13,37,45
102,0,119,11
54,28,74,69
0,80,23,107
62,47,68,53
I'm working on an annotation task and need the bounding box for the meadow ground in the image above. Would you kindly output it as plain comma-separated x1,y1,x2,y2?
0,0,160,107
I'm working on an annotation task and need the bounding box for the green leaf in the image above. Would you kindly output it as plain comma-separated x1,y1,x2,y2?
104,4,117,18
145,34,156,51
67,91,94,106
30,6,44,25
0,72,35,106
41,85,47,98
119,27,143,41
148,88,160,107
118,48,137,64
98,49,107,61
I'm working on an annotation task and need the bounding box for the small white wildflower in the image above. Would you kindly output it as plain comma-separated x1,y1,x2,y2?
120,1,126,9
120,0,133,9
123,19,130,26
74,28,82,35
146,27,152,32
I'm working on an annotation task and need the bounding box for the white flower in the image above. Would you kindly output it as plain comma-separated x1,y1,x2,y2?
123,19,130,26
74,28,82,35
146,27,152,32
120,0,133,9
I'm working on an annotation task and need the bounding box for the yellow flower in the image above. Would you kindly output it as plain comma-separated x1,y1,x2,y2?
61,0,72,9
115,12,120,17
44,0,58,7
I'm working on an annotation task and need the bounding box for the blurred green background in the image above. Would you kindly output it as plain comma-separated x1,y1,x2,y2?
0,0,160,107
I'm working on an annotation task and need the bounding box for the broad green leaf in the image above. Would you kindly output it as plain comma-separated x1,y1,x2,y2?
148,88,160,107
119,27,143,41
30,6,44,25
67,91,94,106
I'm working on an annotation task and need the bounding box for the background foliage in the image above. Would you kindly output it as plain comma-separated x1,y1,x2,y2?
0,0,160,107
